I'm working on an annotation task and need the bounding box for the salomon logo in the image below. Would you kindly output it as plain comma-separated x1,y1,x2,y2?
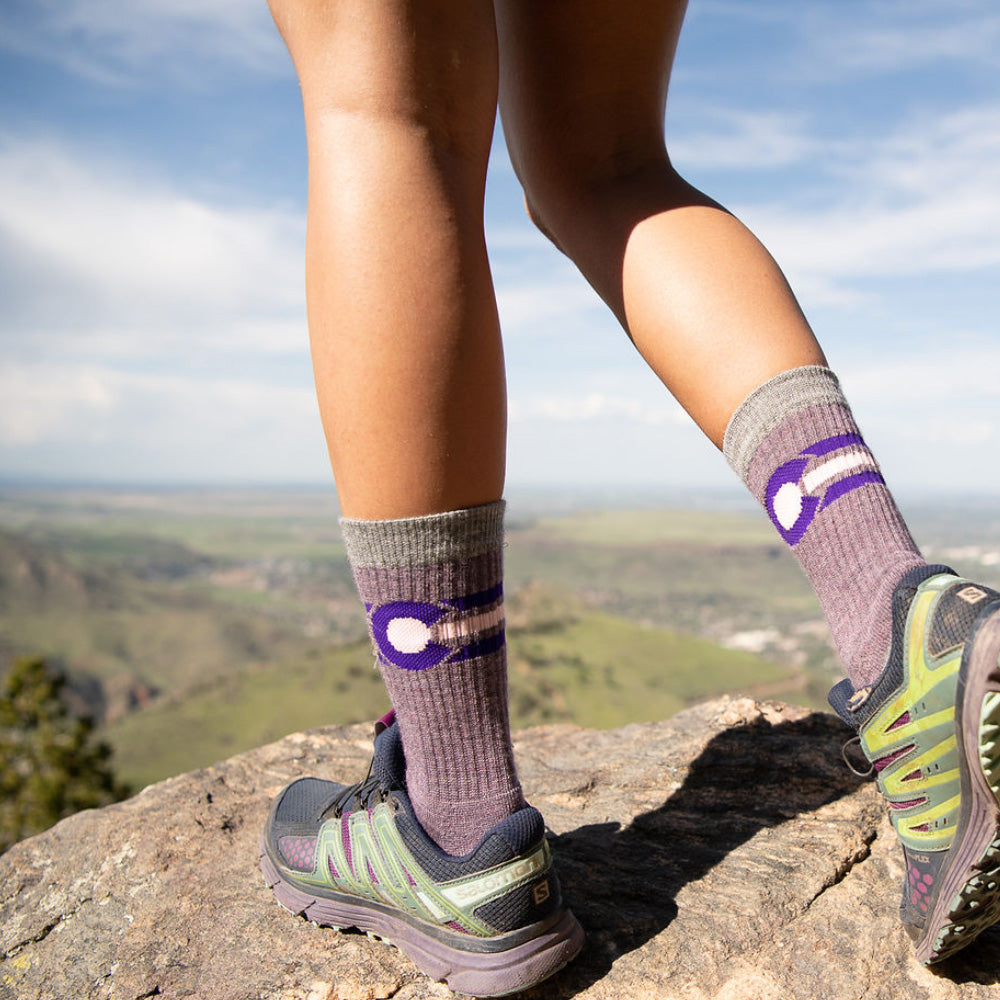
957,586,988,605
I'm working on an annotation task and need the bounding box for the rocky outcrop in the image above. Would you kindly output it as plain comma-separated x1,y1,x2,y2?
3,697,1000,1000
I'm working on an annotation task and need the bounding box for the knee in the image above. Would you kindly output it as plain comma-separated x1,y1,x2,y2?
268,0,498,159
515,148,684,255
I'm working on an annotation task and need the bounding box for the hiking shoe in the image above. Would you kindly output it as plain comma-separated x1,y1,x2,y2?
829,565,1000,964
259,713,584,996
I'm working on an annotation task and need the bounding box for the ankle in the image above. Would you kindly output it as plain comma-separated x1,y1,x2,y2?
412,786,526,856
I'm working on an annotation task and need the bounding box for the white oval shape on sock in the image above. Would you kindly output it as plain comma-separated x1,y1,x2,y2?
386,617,432,654
773,482,804,530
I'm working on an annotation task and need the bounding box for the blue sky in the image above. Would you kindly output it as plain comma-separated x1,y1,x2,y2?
0,0,998,496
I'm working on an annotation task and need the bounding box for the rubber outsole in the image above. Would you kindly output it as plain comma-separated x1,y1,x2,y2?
917,603,1000,964
259,835,585,997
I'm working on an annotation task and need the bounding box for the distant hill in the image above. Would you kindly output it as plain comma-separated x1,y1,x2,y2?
0,525,330,725
0,529,124,612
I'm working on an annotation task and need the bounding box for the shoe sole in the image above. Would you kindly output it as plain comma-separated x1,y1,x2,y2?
919,601,1000,964
258,834,585,997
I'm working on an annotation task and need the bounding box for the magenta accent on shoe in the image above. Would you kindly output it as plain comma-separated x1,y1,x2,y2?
890,797,928,810
367,861,379,884
279,836,317,871
342,814,353,875
887,711,912,731
447,921,471,934
402,865,417,887
874,744,915,771
328,857,339,880
909,866,934,911
902,769,922,782
378,709,396,729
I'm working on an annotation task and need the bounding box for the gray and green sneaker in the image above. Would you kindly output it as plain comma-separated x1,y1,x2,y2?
259,713,584,996
829,565,1000,963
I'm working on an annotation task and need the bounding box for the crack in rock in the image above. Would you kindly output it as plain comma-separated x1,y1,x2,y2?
2,896,94,959
805,824,879,911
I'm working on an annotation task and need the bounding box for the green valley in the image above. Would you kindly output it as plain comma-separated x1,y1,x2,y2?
3,486,998,791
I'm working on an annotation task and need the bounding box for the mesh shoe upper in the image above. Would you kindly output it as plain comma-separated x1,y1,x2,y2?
264,722,562,937
829,565,1000,943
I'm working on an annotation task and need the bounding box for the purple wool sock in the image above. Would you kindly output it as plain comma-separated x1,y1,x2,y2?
723,366,926,688
340,501,524,856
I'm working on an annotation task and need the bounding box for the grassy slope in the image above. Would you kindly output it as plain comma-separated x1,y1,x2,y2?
105,608,794,790
506,512,822,640
2,493,809,789
105,641,387,788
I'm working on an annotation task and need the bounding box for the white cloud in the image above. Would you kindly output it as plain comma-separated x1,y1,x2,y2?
804,0,1000,76
844,341,1000,410
743,105,1000,293
834,340,1000,490
695,0,1000,80
0,362,327,482
0,363,316,446
0,366,116,447
0,0,286,86
669,109,819,171
496,278,603,332
510,391,687,427
0,136,306,355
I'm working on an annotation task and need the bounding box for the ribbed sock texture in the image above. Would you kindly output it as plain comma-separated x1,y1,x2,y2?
723,366,925,687
340,501,524,856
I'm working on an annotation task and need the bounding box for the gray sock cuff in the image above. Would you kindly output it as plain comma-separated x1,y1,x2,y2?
340,500,505,568
722,366,847,481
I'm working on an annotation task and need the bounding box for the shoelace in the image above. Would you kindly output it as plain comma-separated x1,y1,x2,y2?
322,757,391,819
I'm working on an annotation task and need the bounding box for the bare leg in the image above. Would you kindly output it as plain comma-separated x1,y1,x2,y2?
270,0,505,518
495,5,1000,971
495,0,925,680
266,0,530,867
496,0,826,447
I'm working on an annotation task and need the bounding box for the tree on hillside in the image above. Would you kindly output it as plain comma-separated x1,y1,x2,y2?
0,657,129,854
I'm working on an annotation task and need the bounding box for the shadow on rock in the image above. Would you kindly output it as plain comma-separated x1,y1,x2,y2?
527,707,1000,998
522,710,861,997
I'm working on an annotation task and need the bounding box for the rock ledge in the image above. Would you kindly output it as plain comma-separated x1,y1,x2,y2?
3,697,1000,999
